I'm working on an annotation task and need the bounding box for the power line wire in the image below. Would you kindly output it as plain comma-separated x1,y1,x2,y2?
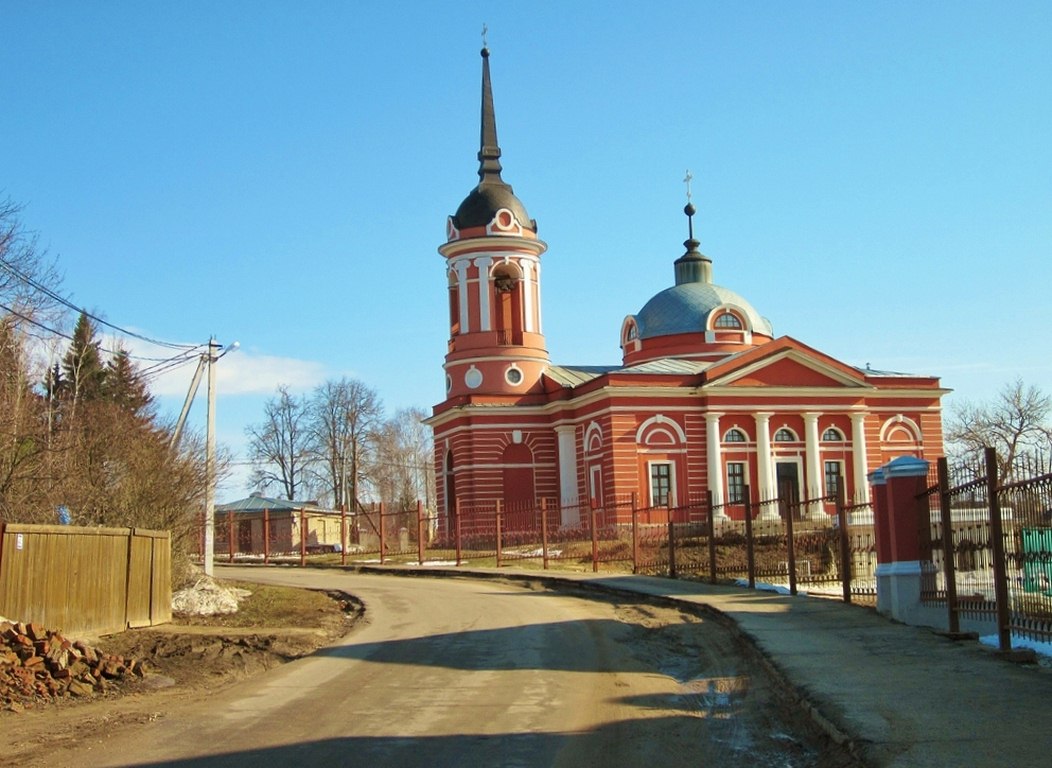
0,301,206,369
0,256,197,350
0,302,74,342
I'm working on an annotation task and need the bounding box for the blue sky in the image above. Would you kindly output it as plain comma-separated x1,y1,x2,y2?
3,2,1050,501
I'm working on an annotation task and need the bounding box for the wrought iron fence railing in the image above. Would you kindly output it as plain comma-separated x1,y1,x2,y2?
914,448,1052,652
198,486,879,606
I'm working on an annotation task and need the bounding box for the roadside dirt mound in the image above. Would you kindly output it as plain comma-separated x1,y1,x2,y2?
95,589,363,689
0,586,362,715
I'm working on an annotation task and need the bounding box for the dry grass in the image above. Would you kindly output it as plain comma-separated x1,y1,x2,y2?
177,581,341,629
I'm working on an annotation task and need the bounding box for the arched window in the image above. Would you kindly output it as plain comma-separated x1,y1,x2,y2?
714,312,742,329
822,427,845,442
724,428,747,443
774,428,797,442
621,317,640,348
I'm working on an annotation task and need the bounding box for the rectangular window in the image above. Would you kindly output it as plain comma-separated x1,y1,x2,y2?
825,460,842,497
650,462,672,507
726,462,746,504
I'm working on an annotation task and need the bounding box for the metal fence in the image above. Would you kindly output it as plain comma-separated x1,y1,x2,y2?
920,447,1052,651
207,489,877,606
0,523,171,635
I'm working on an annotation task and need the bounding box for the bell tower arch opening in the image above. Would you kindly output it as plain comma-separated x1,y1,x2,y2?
491,261,524,346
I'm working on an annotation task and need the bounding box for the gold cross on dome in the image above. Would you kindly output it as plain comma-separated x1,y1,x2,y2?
684,170,694,203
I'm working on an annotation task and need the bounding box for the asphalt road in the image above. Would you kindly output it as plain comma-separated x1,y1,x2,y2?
57,568,838,767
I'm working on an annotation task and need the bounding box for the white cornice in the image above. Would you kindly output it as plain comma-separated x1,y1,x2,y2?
439,238,547,260
425,381,946,429
444,354,551,367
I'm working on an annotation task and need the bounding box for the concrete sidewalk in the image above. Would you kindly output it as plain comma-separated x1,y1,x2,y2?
361,565,1052,768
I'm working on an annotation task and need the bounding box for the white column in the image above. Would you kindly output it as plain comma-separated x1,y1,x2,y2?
705,413,728,518
474,256,492,331
851,411,871,504
555,425,578,526
754,412,774,503
534,260,543,334
803,412,824,519
520,259,535,333
454,260,470,333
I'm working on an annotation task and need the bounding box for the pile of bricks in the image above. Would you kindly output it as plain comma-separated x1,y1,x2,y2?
1,620,147,711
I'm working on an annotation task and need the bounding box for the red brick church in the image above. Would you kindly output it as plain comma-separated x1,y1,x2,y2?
427,47,946,529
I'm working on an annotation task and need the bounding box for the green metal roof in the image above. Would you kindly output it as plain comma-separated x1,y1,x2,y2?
214,494,333,514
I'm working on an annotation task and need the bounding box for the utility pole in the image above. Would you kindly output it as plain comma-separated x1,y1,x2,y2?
171,338,238,578
204,337,219,577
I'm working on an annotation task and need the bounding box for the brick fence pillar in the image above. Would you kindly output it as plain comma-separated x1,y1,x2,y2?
868,466,891,613
870,455,931,622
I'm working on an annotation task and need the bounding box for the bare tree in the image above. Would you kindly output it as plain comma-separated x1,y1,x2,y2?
0,317,47,517
372,407,434,510
0,198,63,322
246,385,313,500
308,378,383,510
946,379,1052,480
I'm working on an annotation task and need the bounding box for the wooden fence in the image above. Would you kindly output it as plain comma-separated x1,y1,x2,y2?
0,523,171,636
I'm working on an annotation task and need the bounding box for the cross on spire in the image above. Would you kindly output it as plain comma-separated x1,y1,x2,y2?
683,170,694,203
482,23,488,49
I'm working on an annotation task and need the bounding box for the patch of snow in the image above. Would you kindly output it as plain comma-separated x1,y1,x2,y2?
980,633,1052,663
172,577,251,616
734,579,793,596
503,548,563,558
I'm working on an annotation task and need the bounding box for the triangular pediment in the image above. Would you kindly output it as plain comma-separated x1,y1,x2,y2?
703,337,869,389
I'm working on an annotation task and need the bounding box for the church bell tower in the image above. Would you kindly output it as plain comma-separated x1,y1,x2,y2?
439,45,549,401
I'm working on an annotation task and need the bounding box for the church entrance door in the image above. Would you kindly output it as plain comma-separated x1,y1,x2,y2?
775,461,802,520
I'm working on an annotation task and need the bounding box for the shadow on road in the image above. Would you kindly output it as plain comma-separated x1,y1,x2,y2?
315,615,707,675
121,713,819,767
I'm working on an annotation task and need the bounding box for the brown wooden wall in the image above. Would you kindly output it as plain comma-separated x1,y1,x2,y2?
0,523,171,636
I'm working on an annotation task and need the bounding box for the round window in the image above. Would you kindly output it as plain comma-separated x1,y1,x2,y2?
505,366,523,385
464,366,483,389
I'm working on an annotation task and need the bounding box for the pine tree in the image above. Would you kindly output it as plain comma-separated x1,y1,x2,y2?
60,312,106,404
104,346,153,419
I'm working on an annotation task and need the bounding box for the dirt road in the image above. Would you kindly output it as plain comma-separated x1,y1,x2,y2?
12,568,851,767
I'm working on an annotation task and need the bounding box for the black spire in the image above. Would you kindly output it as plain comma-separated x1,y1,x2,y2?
478,46,503,184
451,41,536,234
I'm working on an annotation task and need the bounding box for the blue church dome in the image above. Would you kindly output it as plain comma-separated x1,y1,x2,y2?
634,282,773,340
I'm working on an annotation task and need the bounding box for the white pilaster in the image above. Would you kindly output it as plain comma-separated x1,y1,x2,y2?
474,256,492,331
454,260,471,334
705,413,728,518
555,425,578,526
851,411,871,504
